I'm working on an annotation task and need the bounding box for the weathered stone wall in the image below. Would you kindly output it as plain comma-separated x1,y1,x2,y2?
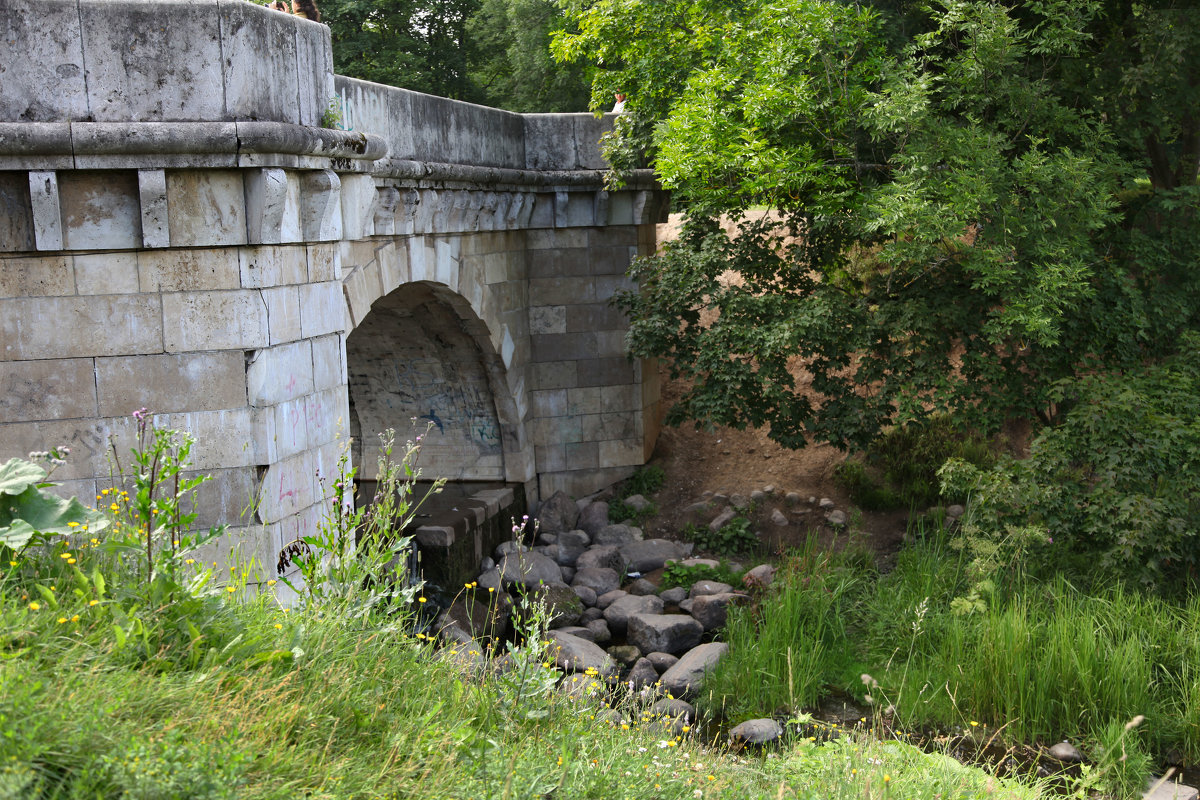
0,0,665,587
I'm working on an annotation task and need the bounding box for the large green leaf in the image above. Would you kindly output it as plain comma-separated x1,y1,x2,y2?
0,484,110,551
0,458,47,498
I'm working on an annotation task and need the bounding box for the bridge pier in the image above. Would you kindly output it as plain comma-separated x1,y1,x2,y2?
0,0,666,591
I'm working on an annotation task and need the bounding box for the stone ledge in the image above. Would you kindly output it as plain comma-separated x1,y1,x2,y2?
0,121,387,171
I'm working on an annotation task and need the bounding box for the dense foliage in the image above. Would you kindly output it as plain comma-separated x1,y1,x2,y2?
555,0,1200,451
271,0,590,109
941,334,1200,593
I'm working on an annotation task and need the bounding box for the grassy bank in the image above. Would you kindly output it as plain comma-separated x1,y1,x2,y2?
701,527,1200,797
0,533,1057,800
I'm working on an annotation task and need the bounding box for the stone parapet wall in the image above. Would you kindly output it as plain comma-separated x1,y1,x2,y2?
3,0,333,127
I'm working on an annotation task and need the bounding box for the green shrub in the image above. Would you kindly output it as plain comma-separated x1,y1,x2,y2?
940,336,1200,593
658,560,744,591
835,416,997,511
620,465,666,498
608,498,658,525
683,517,759,558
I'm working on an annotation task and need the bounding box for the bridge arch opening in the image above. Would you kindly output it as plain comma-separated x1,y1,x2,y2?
345,281,527,583
346,281,518,481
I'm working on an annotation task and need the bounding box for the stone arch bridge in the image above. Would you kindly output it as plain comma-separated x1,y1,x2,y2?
0,0,666,584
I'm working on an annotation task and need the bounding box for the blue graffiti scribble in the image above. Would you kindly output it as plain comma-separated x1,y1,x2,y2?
418,408,444,434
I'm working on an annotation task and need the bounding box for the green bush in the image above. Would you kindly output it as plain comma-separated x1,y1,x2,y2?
620,465,666,498
658,560,744,591
940,337,1200,593
683,517,758,558
834,416,997,511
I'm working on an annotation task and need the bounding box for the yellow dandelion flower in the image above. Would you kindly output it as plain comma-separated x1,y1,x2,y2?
185,559,195,565
71,615,79,622
59,553,71,559
28,602,40,611
418,597,427,603
57,617,67,624
89,600,99,606
274,623,283,629
969,720,979,727
67,558,76,564
67,521,79,528
267,579,276,586
226,586,236,593
108,503,119,512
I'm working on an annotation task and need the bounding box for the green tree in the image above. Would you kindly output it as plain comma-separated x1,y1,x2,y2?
324,0,481,100
468,0,591,111
555,0,1200,450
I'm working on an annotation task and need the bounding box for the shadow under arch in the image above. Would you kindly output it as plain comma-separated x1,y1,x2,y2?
345,280,526,488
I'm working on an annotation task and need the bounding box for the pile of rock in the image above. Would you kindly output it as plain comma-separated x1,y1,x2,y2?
436,490,778,705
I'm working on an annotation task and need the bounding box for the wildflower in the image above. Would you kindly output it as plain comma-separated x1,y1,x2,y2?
226,586,236,593
970,720,979,727
418,597,427,603
67,558,75,564
185,559,195,565
88,600,99,606
267,579,276,587
57,617,67,624
71,615,79,622
109,503,119,512
274,624,283,630
67,521,79,528
28,602,40,611
59,553,71,559
883,775,891,783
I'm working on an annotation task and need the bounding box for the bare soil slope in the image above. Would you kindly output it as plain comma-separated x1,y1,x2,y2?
635,216,910,561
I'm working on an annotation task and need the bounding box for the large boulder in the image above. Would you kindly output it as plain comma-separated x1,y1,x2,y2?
496,551,564,588
575,545,626,574
602,594,664,635
524,582,584,629
539,540,588,568
571,567,621,596
729,719,784,746
577,502,610,537
659,642,729,696
649,698,696,735
688,592,748,632
538,490,580,534
546,630,617,678
593,524,641,547
595,589,626,610
646,651,679,673
742,564,777,589
585,618,612,644
620,539,686,573
559,530,591,549
572,585,598,607
689,580,733,599
436,595,510,641
627,613,704,656
627,657,660,690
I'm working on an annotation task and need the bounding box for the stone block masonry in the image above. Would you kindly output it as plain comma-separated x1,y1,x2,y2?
0,0,667,591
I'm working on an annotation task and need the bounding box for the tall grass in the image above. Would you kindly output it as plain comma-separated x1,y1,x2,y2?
706,526,1200,797
700,540,867,719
